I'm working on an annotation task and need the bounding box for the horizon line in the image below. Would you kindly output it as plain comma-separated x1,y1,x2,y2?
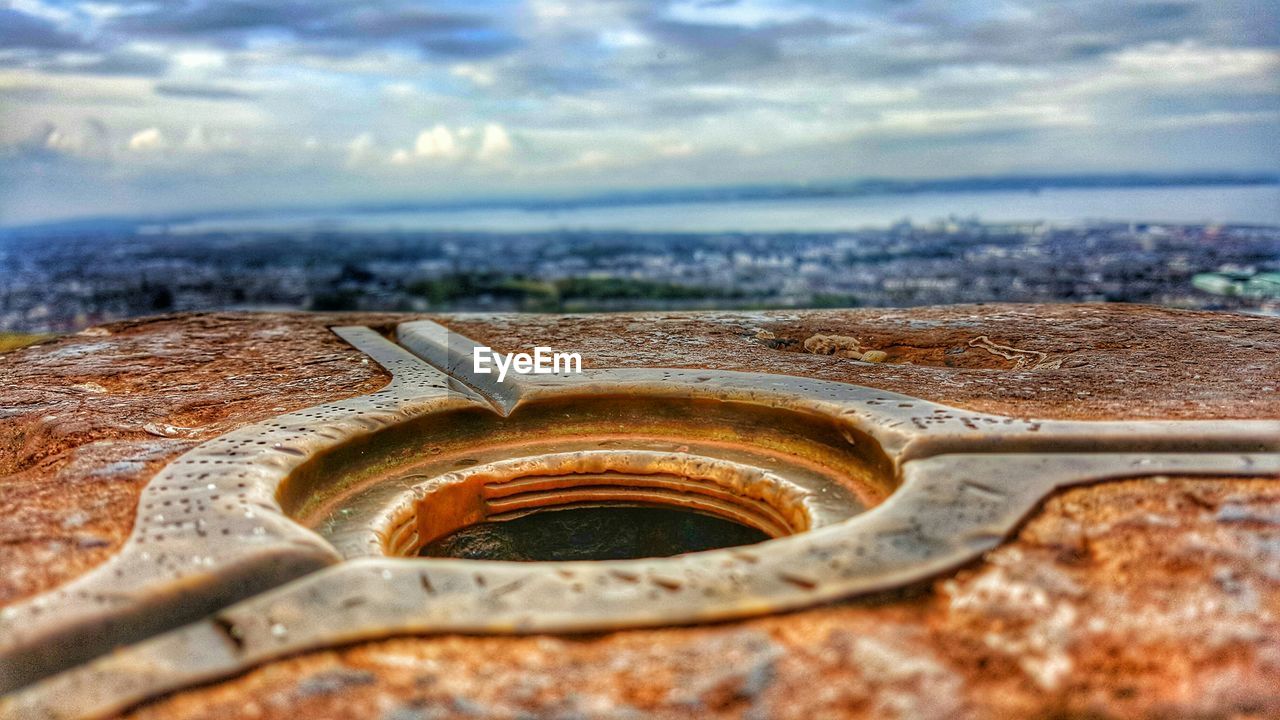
4,170,1278,232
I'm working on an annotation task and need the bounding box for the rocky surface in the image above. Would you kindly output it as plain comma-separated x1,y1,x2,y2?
0,313,393,605
127,476,1280,720
445,303,1279,421
1,304,1277,718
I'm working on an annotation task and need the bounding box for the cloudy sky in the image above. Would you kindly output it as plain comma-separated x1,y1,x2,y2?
1,0,1277,223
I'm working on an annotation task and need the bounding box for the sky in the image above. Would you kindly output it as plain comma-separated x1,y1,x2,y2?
1,0,1278,224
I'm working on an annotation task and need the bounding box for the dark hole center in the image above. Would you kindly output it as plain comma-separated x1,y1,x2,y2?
418,505,771,561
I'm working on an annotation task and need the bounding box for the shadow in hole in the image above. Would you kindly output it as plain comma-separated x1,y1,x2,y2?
419,505,770,562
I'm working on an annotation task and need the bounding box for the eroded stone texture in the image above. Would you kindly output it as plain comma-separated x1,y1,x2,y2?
117,476,1280,720
445,304,1280,420
0,313,395,604
1,304,1278,718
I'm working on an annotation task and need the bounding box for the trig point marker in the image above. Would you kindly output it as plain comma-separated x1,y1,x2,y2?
1,306,1277,719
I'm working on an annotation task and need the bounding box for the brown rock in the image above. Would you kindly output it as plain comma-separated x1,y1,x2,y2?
803,333,862,355
1,304,1277,718
0,313,395,605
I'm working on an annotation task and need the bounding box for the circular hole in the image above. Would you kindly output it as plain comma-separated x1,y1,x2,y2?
282,396,895,562
378,451,821,559
419,505,770,561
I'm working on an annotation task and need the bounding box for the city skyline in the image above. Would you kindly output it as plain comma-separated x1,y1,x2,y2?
2,0,1279,224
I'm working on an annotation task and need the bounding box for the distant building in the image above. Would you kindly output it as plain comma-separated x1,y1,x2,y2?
1193,271,1280,299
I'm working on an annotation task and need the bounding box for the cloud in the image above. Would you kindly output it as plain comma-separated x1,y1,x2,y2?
876,105,1092,134
108,0,315,36
346,132,376,165
599,29,651,49
184,125,209,151
42,126,83,153
81,50,170,75
386,123,511,165
477,123,513,162
414,124,459,158
655,140,695,158
127,127,167,151
450,63,496,87
11,119,115,159
1040,41,1280,100
0,8,88,50
418,28,521,59
173,49,228,71
154,83,256,101
0,47,170,75
381,81,418,99
103,1,524,60
1109,42,1280,84
1146,109,1280,129
0,6,170,76
571,149,613,169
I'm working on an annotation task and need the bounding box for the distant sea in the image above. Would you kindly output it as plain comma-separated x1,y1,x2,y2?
166,184,1280,234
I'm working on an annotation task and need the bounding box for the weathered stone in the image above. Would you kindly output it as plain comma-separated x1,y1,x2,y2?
0,313,396,605
802,333,861,356
0,304,1277,718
